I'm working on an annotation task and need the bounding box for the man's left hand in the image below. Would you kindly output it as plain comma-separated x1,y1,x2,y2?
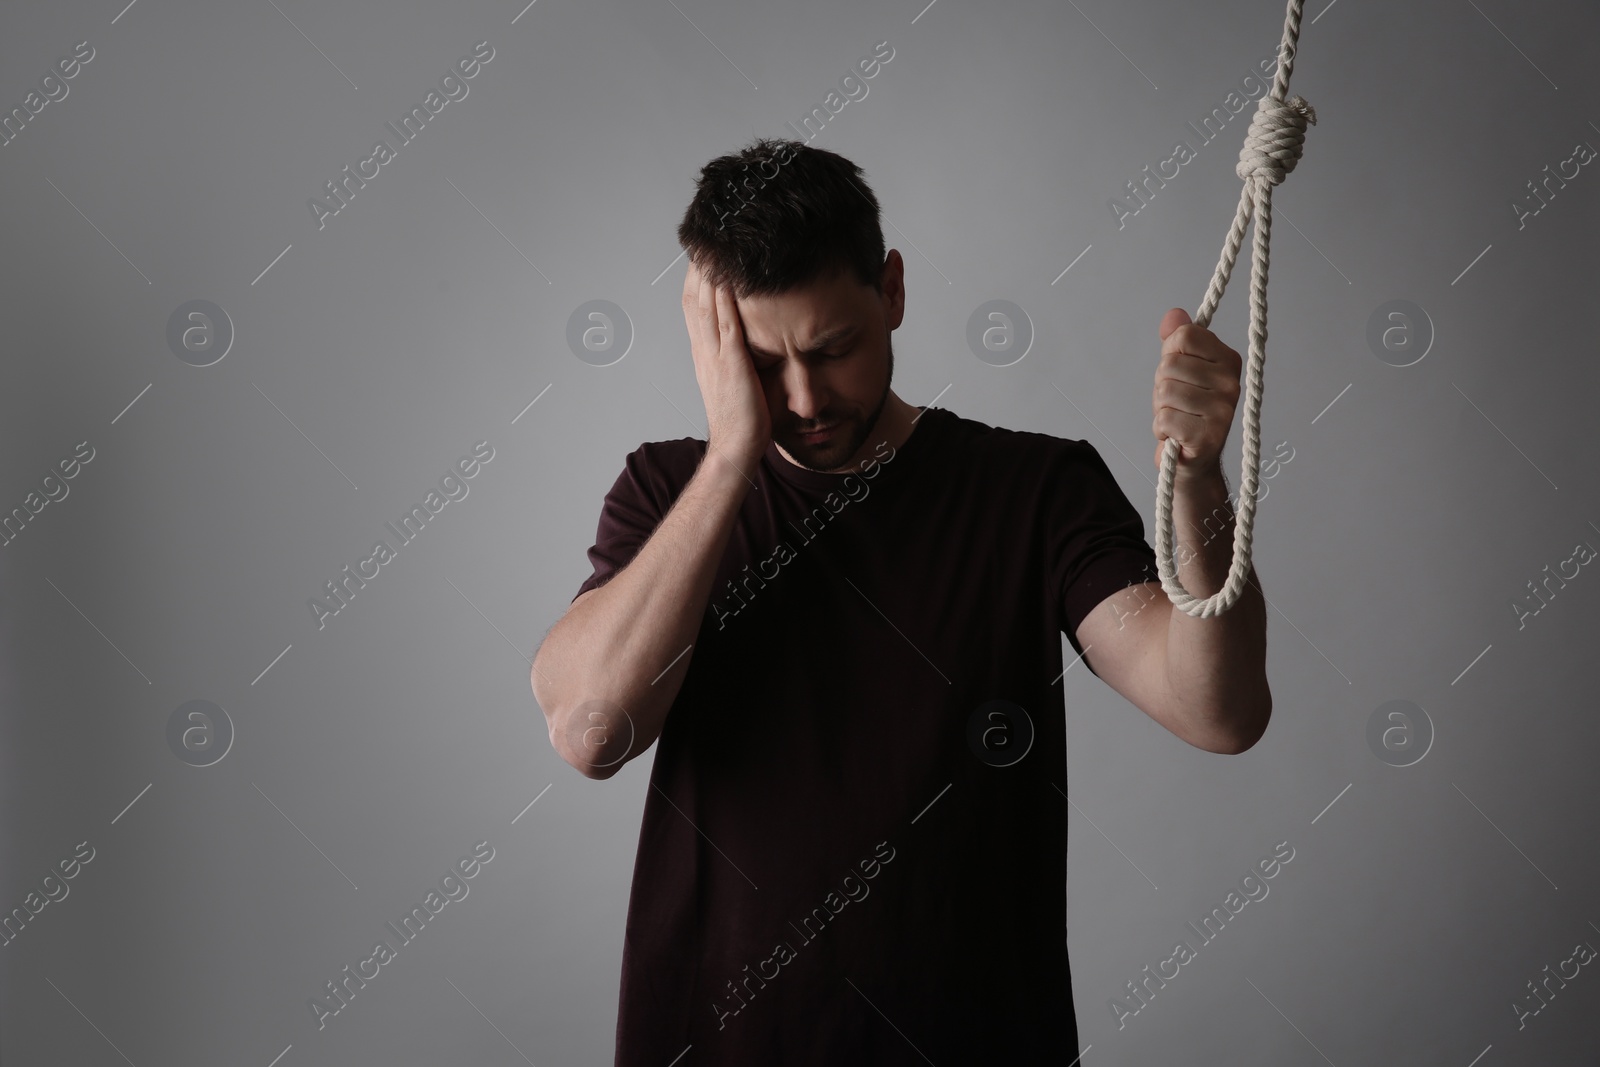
1152,307,1241,481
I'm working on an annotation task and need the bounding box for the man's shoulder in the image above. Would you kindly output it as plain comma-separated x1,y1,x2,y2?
610,436,708,506
615,435,707,475
935,408,1098,469
630,435,708,467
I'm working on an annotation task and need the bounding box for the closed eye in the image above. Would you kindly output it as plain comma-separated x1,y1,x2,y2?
756,347,852,374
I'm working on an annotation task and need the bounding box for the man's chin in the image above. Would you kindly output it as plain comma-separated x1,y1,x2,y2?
786,431,853,470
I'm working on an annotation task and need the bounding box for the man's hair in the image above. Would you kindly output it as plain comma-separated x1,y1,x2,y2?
676,137,886,300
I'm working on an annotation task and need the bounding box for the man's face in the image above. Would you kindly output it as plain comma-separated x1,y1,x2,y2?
736,250,906,473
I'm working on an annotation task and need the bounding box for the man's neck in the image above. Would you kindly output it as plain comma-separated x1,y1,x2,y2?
866,392,921,452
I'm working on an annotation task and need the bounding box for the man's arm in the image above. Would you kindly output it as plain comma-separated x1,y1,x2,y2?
534,257,771,779
1076,462,1270,754
532,452,753,779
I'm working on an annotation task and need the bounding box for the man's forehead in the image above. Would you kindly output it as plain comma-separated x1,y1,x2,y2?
742,319,859,359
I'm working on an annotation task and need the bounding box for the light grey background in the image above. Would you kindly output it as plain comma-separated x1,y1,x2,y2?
2,0,1597,1063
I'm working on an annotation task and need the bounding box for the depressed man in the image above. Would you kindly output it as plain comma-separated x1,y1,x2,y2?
531,137,1271,1065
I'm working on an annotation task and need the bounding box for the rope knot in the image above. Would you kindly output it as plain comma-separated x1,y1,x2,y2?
1234,94,1316,186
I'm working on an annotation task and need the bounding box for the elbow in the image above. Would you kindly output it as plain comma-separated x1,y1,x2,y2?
531,641,641,780
1218,692,1272,755
531,651,597,779
1220,721,1267,755
1182,686,1271,755
564,745,624,780
544,711,622,780
542,698,635,781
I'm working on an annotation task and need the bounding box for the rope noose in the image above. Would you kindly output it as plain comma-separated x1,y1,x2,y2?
1155,0,1317,618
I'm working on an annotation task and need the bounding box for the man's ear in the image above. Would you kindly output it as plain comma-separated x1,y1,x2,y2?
880,250,906,330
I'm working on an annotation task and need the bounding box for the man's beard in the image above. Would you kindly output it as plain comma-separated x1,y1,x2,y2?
788,332,894,472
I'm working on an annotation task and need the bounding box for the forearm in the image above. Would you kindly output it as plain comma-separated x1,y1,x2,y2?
534,451,752,777
1161,462,1271,752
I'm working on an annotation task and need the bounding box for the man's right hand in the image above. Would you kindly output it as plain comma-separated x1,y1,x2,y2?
683,256,770,473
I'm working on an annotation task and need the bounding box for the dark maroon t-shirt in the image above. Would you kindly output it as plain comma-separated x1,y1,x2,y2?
571,405,1158,1066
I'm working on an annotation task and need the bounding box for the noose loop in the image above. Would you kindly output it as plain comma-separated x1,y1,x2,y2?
1155,0,1316,618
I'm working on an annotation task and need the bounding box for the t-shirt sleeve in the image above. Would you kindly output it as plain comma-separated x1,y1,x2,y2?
1050,439,1160,677
572,445,666,603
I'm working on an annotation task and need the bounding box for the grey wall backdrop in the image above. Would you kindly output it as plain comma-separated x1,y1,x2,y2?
2,0,1597,1063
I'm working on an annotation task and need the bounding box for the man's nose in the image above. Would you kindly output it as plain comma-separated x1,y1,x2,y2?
782,361,826,422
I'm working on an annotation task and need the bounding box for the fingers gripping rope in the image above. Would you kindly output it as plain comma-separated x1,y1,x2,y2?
1155,0,1317,618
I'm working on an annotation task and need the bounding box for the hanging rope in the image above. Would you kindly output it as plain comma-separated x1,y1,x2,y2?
1154,0,1317,618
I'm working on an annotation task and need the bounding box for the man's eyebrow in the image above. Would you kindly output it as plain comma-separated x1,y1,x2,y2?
745,325,859,361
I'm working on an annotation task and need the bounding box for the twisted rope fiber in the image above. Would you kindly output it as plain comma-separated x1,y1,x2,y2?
1155,0,1317,617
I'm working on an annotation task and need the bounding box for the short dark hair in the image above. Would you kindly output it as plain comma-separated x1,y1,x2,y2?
676,137,886,300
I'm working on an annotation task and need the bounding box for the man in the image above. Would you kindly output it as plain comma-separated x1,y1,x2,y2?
531,137,1270,1065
